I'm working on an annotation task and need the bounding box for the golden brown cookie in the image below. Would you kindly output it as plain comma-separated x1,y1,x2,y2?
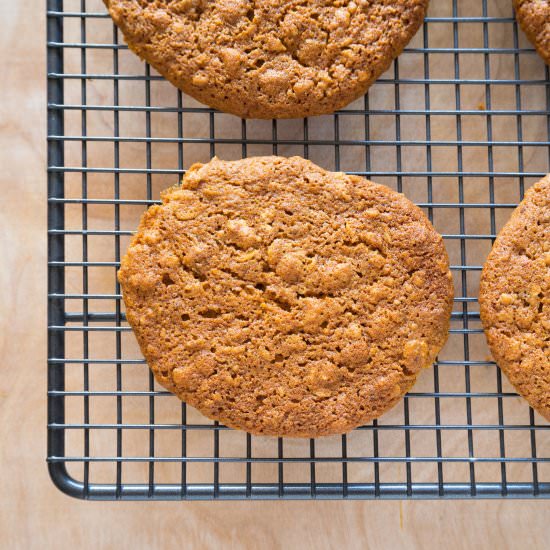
118,156,454,437
513,0,550,64
480,175,550,421
103,0,428,119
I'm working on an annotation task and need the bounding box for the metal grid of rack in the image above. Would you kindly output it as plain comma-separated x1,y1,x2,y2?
47,0,550,500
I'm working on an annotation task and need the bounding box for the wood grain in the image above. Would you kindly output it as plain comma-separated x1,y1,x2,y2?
0,2,549,549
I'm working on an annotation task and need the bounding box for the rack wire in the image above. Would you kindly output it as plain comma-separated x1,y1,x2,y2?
47,0,550,500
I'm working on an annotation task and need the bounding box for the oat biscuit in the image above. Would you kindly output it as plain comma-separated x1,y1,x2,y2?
118,156,454,437
513,0,550,64
480,175,550,421
104,0,428,119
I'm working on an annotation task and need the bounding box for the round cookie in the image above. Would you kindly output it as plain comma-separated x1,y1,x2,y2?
118,156,454,437
103,0,429,119
513,0,550,64
480,175,550,421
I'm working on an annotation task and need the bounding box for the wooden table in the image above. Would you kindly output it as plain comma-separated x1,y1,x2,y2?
1,2,548,548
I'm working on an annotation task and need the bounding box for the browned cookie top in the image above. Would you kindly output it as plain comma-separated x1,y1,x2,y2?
513,0,550,64
104,0,428,119
118,156,453,437
480,175,550,421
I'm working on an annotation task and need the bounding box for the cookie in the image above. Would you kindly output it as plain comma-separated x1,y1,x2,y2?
480,176,550,421
513,0,550,64
118,156,454,437
103,0,428,119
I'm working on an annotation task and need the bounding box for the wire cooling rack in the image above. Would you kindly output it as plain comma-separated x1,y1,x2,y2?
47,0,550,500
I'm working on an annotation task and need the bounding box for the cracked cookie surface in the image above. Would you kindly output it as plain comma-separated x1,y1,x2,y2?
480,175,550,421
513,0,550,65
104,0,428,118
118,156,453,437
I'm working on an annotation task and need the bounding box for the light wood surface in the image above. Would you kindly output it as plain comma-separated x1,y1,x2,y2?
1,2,549,549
